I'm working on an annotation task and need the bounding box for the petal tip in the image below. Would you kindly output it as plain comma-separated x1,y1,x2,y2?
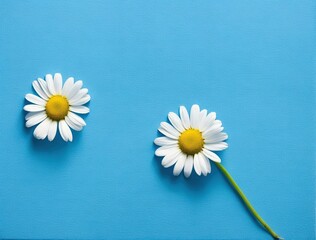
184,173,190,178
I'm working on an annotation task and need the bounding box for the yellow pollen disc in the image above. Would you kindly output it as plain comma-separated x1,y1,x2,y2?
178,129,204,155
45,95,69,121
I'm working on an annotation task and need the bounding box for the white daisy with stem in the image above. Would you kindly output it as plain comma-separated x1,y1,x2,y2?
154,104,283,240
24,73,90,142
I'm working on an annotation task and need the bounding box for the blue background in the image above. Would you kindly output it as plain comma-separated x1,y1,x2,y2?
0,1,314,239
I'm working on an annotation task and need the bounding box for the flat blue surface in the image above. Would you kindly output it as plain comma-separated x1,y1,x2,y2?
0,1,315,239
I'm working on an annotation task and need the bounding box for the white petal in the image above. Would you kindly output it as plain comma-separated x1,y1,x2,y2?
198,109,209,129
199,112,216,132
204,142,228,151
54,73,63,94
160,122,180,138
65,116,83,131
204,132,228,144
64,122,73,142
154,137,178,146
190,104,200,128
173,153,186,176
201,153,211,173
210,119,222,128
33,118,50,140
59,120,73,142
25,94,46,106
203,126,224,139
66,80,83,99
24,104,45,112
204,120,222,131
155,145,178,157
203,120,222,138
158,127,177,140
25,111,45,121
200,109,207,117
45,74,56,95
26,112,47,128
67,112,86,126
184,155,194,178
168,112,185,132
193,154,202,176
210,112,216,121
32,81,48,100
48,120,57,141
198,153,208,176
161,149,181,168
180,106,190,129
71,94,91,106
62,77,74,96
38,78,52,97
69,106,90,114
202,149,221,163
69,88,88,103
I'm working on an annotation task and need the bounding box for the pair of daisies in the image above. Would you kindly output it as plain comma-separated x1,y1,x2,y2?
24,74,227,177
23,74,283,239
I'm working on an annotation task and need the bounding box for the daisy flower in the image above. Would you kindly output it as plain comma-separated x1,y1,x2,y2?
154,104,228,177
23,73,90,142
154,104,283,240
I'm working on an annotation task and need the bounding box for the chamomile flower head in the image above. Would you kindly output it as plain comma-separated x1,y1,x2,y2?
154,104,228,177
24,73,90,142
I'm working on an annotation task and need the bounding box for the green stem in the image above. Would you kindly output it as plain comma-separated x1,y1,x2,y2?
215,162,283,240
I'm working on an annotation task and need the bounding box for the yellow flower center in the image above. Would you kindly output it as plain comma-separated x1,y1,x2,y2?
45,95,69,121
178,129,204,155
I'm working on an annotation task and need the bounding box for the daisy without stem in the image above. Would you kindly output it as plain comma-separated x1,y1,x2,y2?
154,104,228,177
24,73,90,142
